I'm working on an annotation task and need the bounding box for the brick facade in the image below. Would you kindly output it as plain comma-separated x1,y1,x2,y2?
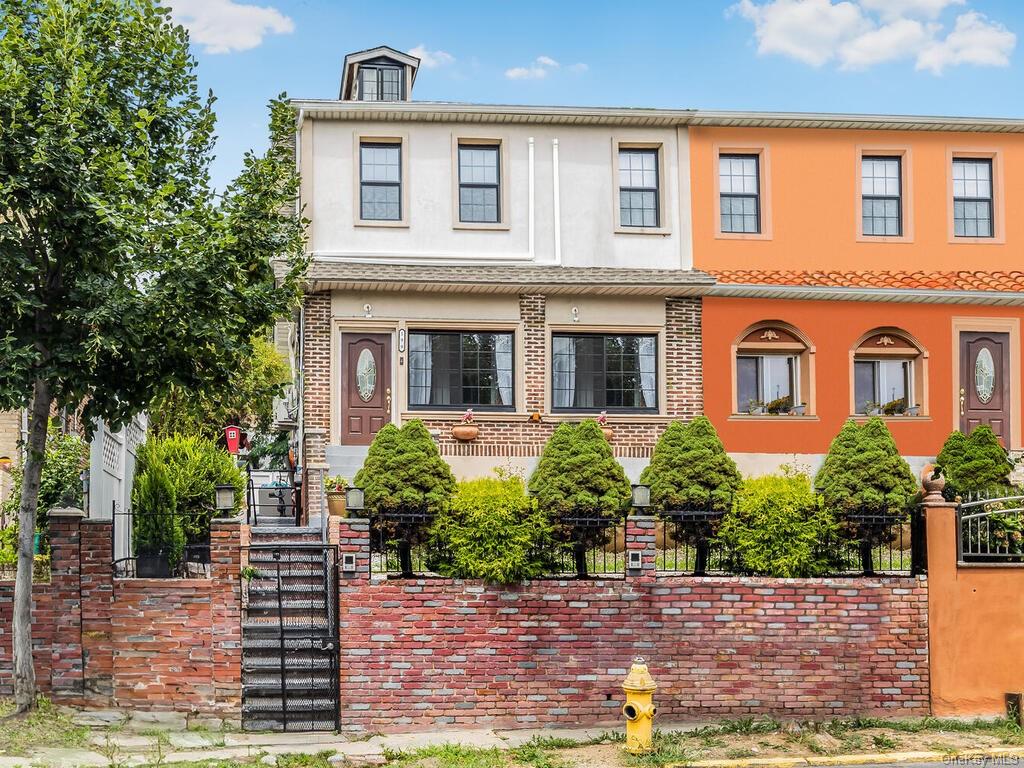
0,515,243,715
301,293,704,465
335,516,929,733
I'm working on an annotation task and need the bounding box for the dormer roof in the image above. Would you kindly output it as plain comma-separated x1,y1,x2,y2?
339,45,420,100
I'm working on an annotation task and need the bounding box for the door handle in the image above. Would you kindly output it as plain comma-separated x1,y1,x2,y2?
385,387,392,412
959,387,966,416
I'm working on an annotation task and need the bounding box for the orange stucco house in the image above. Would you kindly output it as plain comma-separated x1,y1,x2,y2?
688,114,1024,476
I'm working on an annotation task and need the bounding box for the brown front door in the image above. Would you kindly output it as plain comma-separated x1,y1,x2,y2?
341,333,392,445
960,331,1011,443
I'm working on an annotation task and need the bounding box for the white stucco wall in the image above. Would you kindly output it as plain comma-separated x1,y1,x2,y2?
301,119,692,270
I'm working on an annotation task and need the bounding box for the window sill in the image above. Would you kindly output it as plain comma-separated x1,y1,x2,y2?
850,414,931,422
715,231,771,241
355,219,409,229
613,225,672,236
453,221,511,231
949,236,1003,245
402,410,522,421
856,234,913,244
728,414,819,421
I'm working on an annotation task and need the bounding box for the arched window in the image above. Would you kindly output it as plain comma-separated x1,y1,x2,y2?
851,329,926,416
734,323,813,415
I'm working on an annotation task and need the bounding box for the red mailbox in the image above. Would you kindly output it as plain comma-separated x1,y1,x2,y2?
224,425,242,455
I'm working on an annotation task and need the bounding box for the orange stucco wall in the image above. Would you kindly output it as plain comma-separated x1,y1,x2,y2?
690,126,1024,272
702,296,1024,456
926,500,1024,716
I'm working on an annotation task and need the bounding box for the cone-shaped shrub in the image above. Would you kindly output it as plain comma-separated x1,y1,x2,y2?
816,417,917,513
814,420,860,497
639,417,741,512
719,471,837,578
940,426,1013,496
354,420,456,515
530,420,630,518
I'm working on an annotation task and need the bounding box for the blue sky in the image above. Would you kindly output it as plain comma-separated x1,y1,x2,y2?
168,0,1024,191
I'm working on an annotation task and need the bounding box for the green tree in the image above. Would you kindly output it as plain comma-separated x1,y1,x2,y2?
353,421,456,516
639,417,741,512
131,458,185,572
816,418,917,514
148,336,292,438
530,420,630,517
719,471,837,578
0,0,305,710
940,426,1013,497
430,473,552,583
814,420,861,498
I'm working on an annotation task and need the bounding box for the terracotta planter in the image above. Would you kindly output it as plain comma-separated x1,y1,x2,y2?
326,492,346,517
601,426,614,441
452,423,480,442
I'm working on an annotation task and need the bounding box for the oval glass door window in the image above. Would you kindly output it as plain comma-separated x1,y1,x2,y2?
975,347,995,404
356,349,377,402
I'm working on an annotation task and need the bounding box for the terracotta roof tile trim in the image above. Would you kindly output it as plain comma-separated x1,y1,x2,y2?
708,270,1024,293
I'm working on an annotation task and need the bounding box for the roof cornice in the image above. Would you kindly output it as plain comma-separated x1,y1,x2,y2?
288,99,1024,133
709,282,1024,306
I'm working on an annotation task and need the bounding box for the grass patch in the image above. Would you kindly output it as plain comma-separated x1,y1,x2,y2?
384,744,510,768
0,696,89,756
625,731,693,768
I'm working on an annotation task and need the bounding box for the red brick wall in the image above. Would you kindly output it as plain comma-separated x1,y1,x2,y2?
0,516,243,714
336,518,929,733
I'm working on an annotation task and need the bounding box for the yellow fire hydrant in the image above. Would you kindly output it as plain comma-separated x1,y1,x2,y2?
621,656,657,754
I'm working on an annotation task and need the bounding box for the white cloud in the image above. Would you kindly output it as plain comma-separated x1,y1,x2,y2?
917,11,1016,73
505,55,588,80
168,0,293,54
730,0,1015,74
408,45,455,69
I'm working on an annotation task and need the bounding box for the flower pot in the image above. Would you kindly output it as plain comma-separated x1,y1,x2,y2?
791,405,806,416
136,552,172,579
327,492,346,517
451,424,479,442
907,406,920,417
601,426,614,441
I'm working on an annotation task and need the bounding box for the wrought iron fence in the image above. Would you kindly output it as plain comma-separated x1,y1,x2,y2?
958,493,1024,565
368,507,627,579
111,503,219,579
655,504,925,577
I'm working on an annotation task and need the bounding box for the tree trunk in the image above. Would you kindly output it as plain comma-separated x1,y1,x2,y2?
12,378,52,713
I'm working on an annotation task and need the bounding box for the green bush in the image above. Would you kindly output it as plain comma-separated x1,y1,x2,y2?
430,473,552,583
529,420,631,518
353,420,456,516
938,426,1013,497
815,417,917,514
719,470,838,577
639,417,741,513
0,525,16,566
131,459,185,569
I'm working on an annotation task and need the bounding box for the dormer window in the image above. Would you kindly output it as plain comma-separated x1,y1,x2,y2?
359,64,403,102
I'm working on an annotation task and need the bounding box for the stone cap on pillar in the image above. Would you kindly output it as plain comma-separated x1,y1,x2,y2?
48,507,85,518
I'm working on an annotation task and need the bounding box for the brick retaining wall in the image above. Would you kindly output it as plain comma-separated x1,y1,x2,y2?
336,517,929,733
0,512,242,714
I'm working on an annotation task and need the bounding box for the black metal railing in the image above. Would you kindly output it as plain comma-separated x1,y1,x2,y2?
111,503,216,579
657,509,731,575
247,469,299,528
369,508,442,577
958,493,1024,565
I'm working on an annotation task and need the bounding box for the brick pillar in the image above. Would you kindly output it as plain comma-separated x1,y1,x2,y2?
337,517,371,584
625,515,658,577
303,291,332,511
520,294,546,414
80,519,114,699
665,297,702,418
47,509,85,697
210,518,244,713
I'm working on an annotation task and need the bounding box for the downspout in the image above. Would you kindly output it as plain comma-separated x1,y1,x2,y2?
551,138,562,265
528,137,535,261
295,107,306,470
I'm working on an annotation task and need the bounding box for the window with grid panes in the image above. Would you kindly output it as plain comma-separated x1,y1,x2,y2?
953,158,993,237
719,154,760,233
359,65,402,101
551,334,657,412
359,142,401,221
408,331,514,409
618,149,659,227
458,145,500,223
862,156,902,236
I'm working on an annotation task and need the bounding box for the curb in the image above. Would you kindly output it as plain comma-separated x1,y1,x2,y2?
671,746,1024,768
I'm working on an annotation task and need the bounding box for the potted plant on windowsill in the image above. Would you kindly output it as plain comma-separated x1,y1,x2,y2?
597,411,614,441
907,403,921,417
451,409,480,442
864,401,882,416
882,397,908,416
766,395,792,415
325,475,348,517
746,399,766,415
791,403,806,416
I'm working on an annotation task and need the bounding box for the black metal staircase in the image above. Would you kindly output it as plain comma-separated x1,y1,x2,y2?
241,531,340,732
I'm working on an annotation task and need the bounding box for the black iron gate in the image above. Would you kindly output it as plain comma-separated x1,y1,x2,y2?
241,544,340,731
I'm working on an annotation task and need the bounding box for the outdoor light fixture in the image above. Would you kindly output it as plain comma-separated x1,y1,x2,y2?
215,484,237,513
345,486,365,512
631,484,651,510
